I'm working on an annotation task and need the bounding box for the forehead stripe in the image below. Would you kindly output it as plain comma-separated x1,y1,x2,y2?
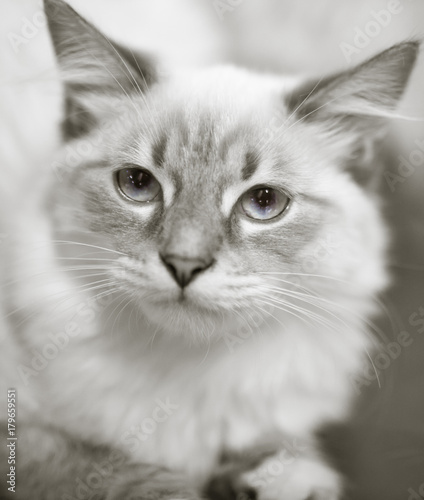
241,151,260,181
151,133,168,168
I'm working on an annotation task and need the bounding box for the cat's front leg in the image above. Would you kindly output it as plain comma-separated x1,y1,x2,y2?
205,442,342,500
0,422,200,500
105,464,200,500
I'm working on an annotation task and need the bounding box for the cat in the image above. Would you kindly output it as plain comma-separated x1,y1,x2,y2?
0,0,419,499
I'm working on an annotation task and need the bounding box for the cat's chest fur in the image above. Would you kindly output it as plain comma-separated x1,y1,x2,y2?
23,298,366,481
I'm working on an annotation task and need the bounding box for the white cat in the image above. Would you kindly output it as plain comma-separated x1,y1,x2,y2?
0,1,419,499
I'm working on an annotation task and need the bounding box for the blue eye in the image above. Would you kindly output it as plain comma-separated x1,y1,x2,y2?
240,186,289,220
117,167,161,202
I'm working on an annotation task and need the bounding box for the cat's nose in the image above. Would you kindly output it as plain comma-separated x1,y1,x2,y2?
160,254,213,288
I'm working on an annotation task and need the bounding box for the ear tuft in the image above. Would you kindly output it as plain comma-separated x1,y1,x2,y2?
44,0,157,139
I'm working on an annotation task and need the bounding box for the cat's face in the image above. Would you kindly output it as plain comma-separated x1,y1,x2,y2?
45,1,417,339
49,67,381,338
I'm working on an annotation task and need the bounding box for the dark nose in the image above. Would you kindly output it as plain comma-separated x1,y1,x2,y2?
160,254,213,288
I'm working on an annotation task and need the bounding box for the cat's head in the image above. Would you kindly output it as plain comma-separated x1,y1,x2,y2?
44,0,418,339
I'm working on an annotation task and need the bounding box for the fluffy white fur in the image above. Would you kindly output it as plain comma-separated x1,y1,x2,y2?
1,67,387,492
0,1,419,499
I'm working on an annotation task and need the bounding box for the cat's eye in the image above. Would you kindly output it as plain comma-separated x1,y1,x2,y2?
117,167,161,202
240,186,289,221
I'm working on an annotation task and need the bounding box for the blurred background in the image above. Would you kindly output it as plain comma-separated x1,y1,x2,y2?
1,1,423,498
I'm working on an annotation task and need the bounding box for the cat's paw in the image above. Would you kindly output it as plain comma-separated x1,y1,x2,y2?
244,453,342,500
106,465,200,500
206,454,342,500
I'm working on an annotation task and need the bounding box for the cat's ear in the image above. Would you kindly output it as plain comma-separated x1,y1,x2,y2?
44,0,156,138
285,41,419,178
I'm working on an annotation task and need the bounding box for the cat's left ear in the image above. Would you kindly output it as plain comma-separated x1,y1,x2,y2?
285,41,420,177
44,0,157,138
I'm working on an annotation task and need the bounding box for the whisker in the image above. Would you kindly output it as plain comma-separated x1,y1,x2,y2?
111,296,133,337
257,291,339,332
5,277,119,320
259,284,350,328
101,37,160,142
11,281,120,330
1,265,121,290
262,283,390,345
255,303,286,331
54,257,120,262
254,273,320,297
49,240,127,256
104,292,131,335
257,76,324,152
256,289,382,386
256,271,349,284
256,297,316,329
83,48,148,129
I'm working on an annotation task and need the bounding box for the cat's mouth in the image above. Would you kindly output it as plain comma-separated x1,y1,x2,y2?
124,279,249,339
137,293,226,338
175,289,191,303
113,258,257,337
144,287,218,313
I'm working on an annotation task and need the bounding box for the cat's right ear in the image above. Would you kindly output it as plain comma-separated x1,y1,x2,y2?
44,0,157,139
284,41,419,178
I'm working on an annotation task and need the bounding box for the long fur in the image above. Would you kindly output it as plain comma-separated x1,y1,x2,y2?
0,1,419,499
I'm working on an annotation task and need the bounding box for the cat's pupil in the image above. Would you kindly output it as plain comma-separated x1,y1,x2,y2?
128,169,151,189
252,188,275,211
